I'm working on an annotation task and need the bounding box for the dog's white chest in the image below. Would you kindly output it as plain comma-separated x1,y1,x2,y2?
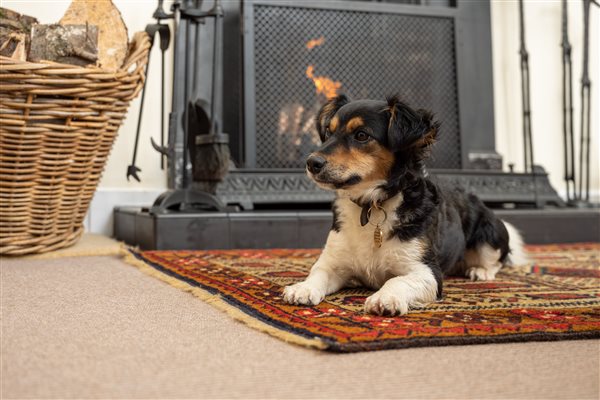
329,196,417,288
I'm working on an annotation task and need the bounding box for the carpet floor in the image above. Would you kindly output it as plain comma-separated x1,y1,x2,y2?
1,237,599,399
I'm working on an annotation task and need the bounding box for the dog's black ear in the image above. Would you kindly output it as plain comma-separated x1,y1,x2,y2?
386,95,440,160
316,94,349,141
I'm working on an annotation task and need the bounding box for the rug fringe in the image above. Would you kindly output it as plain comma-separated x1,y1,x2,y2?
121,250,328,351
3,245,127,261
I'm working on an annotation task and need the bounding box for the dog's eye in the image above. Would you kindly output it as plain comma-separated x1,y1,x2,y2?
354,131,370,143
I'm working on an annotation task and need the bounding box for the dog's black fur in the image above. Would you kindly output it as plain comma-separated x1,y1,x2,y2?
310,94,511,299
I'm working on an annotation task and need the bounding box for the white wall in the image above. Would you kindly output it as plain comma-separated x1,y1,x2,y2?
3,1,599,236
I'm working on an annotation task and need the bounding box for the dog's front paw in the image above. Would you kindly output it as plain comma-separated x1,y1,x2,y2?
283,282,325,305
364,290,409,316
466,267,496,281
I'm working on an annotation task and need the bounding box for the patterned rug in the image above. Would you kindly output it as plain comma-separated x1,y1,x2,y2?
126,243,600,352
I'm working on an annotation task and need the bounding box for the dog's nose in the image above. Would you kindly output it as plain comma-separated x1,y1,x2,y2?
306,155,327,174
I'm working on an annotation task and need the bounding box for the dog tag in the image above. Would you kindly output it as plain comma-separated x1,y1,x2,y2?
374,224,383,248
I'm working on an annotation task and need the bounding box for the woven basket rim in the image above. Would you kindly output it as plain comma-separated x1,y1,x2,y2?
0,31,150,73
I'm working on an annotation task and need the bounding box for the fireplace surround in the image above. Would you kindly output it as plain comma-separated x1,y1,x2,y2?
211,0,561,209
113,0,587,250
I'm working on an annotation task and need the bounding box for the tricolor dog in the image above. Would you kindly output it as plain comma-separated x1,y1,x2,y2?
283,95,527,315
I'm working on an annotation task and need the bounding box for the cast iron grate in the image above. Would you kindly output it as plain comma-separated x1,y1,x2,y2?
252,4,461,169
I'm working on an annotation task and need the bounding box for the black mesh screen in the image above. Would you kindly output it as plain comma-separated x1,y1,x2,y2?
251,4,461,169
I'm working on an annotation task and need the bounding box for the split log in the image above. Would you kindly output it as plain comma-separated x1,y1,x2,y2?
59,0,128,71
0,7,38,61
29,24,98,66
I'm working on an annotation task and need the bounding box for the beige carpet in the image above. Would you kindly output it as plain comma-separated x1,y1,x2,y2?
2,233,125,260
1,239,599,399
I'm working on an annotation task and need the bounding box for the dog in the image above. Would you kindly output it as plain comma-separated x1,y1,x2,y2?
283,95,527,315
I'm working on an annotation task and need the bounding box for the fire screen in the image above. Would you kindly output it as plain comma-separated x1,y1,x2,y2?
243,0,461,169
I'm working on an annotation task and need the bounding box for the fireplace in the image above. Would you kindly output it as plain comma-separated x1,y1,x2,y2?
114,0,580,250
212,0,561,209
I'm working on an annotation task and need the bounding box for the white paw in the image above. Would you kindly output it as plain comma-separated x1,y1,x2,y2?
283,282,325,305
364,290,410,316
467,267,496,281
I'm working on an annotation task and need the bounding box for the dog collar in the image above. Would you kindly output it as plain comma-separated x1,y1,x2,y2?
352,200,388,248
352,199,385,227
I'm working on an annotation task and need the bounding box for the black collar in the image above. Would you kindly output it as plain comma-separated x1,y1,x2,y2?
351,198,384,227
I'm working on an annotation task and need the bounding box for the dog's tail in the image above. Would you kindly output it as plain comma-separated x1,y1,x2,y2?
503,221,529,266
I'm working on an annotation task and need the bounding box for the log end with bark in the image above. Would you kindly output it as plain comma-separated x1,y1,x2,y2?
0,7,38,61
29,23,99,66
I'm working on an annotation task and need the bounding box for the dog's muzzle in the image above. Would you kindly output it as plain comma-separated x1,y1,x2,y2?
306,155,327,175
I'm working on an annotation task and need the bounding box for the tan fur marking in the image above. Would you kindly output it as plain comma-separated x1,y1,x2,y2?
325,147,359,168
412,128,437,149
362,144,394,181
387,105,397,132
346,147,374,170
320,102,336,129
345,116,364,133
320,143,394,183
327,148,373,175
329,116,339,132
365,144,394,180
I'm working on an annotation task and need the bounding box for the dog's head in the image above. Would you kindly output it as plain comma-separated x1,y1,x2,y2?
306,95,440,202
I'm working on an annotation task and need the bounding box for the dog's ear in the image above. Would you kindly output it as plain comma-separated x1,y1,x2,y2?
316,94,349,141
386,95,440,160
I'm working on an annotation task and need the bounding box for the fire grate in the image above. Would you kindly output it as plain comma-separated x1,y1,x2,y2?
247,2,461,169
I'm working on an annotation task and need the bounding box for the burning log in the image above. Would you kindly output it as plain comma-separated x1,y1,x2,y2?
277,102,321,164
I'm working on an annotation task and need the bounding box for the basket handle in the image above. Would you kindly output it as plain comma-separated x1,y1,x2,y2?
122,32,152,73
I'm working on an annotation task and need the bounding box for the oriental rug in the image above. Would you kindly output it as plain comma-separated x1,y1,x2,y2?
126,243,600,352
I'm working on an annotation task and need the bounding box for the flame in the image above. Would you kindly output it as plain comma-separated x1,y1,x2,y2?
306,36,325,50
306,65,342,99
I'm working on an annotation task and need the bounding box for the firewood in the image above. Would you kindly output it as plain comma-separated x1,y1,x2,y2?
0,7,38,60
29,24,98,66
59,0,128,71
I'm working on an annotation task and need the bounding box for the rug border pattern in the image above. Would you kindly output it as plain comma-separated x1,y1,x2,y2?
124,248,600,353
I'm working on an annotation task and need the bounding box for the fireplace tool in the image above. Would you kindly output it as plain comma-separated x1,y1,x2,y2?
126,0,171,182
561,0,576,204
562,0,596,207
518,0,540,208
127,0,230,212
575,0,594,206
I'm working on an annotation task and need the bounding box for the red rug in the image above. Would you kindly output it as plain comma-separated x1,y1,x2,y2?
127,243,600,352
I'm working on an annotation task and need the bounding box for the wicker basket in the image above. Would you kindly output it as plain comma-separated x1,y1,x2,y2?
0,32,150,255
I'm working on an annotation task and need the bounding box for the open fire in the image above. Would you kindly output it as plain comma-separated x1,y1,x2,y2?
276,37,342,164
305,65,342,99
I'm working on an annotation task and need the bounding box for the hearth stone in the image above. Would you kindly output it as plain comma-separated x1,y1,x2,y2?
114,207,599,250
